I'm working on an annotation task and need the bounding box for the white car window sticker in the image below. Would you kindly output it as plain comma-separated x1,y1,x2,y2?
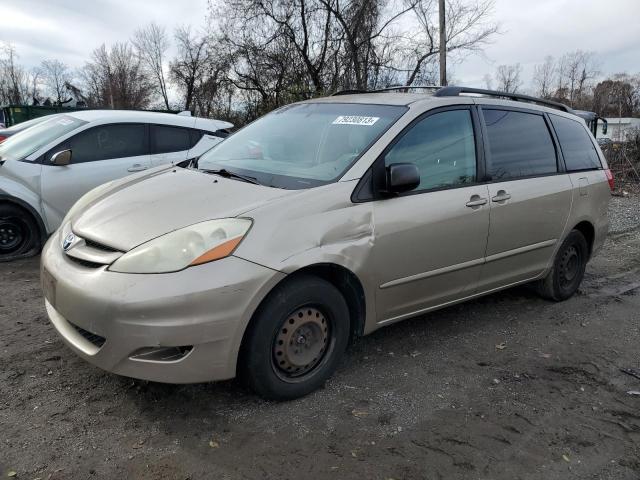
332,116,380,126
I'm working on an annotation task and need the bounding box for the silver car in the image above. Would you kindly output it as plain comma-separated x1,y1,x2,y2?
41,87,612,400
0,110,232,260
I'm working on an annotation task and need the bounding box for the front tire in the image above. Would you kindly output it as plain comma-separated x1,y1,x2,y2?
0,203,39,261
239,274,350,400
537,230,588,301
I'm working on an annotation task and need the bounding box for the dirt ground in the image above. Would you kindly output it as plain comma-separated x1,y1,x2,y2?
1,224,640,479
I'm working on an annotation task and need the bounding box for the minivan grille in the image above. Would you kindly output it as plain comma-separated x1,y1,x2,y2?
64,233,123,268
84,238,119,252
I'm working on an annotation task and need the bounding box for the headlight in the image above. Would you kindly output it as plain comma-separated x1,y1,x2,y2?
62,180,115,225
109,218,252,274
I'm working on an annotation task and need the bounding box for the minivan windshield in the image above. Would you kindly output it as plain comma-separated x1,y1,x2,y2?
0,115,87,162
198,103,406,189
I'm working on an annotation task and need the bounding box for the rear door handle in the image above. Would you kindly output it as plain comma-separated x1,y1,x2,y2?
466,196,488,208
128,164,148,172
491,190,511,203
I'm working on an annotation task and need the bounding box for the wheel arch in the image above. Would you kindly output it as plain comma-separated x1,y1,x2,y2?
286,263,367,341
572,220,595,258
236,262,367,375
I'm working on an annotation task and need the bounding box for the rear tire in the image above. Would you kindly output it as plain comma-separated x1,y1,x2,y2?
0,203,39,261
536,230,588,301
239,274,350,400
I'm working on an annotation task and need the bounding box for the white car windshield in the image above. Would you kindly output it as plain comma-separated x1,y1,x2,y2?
198,103,406,189
0,115,87,162
3,115,52,132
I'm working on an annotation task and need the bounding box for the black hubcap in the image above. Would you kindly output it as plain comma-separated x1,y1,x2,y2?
559,245,580,288
0,219,25,252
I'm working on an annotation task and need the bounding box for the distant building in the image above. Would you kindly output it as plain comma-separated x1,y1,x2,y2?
597,117,640,141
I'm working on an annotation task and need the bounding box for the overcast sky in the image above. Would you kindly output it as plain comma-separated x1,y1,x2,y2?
2,0,640,93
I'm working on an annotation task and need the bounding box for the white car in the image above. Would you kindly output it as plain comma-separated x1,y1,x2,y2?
0,110,232,260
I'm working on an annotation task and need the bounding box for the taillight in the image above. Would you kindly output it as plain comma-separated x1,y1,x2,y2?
604,168,614,191
0,135,6,143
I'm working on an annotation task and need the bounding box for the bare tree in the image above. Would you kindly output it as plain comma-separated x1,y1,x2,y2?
132,23,171,109
170,26,213,111
532,55,555,98
482,72,493,89
80,43,154,109
494,63,522,93
40,59,72,104
556,50,599,107
0,43,31,104
592,73,640,118
401,0,499,86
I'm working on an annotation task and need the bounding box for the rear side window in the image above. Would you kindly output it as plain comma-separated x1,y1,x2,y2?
64,124,147,163
384,109,476,191
190,129,205,147
483,109,557,180
151,125,191,154
549,115,601,171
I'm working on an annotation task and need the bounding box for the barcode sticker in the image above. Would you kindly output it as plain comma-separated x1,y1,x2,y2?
333,116,380,126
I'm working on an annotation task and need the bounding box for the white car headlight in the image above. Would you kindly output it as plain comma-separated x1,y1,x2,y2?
109,218,252,274
62,180,115,225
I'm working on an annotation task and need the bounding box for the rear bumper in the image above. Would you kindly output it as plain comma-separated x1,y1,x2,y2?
41,230,285,383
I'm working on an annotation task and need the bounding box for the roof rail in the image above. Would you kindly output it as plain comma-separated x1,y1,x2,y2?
434,86,571,113
331,85,443,96
371,85,443,93
331,89,368,96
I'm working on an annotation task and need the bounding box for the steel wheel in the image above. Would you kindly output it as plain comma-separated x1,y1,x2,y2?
558,245,581,288
272,306,330,380
240,274,350,400
536,229,588,302
0,218,25,253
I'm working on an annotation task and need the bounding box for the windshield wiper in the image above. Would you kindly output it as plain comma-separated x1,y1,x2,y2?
203,168,261,185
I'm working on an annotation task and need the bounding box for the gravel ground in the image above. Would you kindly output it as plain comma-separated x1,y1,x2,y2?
1,195,640,480
608,193,640,233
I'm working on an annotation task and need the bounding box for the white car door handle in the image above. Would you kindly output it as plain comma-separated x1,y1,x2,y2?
128,164,148,172
466,196,488,207
491,190,511,202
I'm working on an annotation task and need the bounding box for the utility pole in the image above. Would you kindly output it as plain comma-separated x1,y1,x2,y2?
439,0,447,86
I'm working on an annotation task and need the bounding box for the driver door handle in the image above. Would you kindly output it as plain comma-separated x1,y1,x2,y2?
128,164,148,172
491,190,511,203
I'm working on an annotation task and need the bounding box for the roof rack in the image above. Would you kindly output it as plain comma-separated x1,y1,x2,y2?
331,89,368,96
434,86,572,113
372,85,444,93
330,85,573,113
331,85,442,96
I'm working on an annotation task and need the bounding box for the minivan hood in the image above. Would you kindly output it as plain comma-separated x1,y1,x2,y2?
73,168,294,251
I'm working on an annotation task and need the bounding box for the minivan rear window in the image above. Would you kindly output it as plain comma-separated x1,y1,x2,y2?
549,115,601,171
483,109,557,180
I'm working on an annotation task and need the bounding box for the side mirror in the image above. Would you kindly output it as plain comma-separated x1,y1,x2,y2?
386,163,420,194
50,149,72,166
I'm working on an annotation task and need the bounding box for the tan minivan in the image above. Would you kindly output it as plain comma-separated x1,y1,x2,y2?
41,87,612,400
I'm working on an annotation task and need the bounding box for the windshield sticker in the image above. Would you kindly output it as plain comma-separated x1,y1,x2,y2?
333,115,380,126
57,118,74,126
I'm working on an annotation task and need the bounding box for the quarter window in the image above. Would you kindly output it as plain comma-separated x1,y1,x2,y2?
549,115,601,171
384,109,476,191
62,124,147,163
483,109,557,180
152,125,191,154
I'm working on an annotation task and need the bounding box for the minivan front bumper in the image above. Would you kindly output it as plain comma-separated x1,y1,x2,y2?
40,230,285,383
